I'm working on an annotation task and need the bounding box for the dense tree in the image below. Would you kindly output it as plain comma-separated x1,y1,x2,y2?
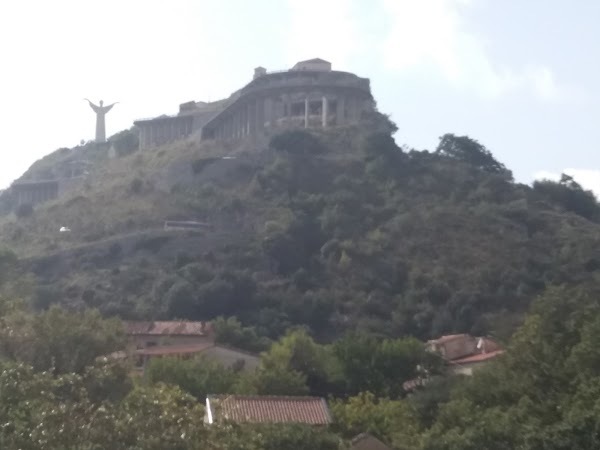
146,356,238,400
533,173,600,221
331,392,421,450
259,329,342,396
333,333,441,398
269,130,324,155
212,316,271,352
422,283,600,450
0,305,125,374
436,133,511,177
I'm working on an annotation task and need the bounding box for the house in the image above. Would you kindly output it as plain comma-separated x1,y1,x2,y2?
350,433,393,450
125,320,213,349
205,395,332,425
427,334,504,376
133,343,260,373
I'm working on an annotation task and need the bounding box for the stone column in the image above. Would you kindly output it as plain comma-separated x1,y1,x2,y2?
322,96,328,128
337,96,346,125
246,104,251,136
250,100,256,136
264,98,272,127
304,97,309,128
283,95,291,122
241,108,245,137
241,106,245,136
348,97,357,123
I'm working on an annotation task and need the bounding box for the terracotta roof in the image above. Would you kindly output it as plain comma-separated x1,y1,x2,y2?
427,333,469,345
206,395,332,425
477,337,502,353
133,343,259,359
125,321,212,336
134,342,214,357
351,433,393,450
449,349,505,365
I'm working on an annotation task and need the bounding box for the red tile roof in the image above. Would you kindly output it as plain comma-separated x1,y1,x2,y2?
449,349,505,365
133,343,260,359
477,337,502,353
125,321,212,336
427,334,469,345
134,343,214,357
351,433,393,450
207,395,332,425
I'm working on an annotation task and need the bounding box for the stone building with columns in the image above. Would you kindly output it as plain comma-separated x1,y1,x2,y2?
134,58,374,149
11,180,59,206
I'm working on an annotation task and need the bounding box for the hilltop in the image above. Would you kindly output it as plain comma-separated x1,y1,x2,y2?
0,116,599,342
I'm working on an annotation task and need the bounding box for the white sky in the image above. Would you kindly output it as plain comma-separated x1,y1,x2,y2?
1,0,599,194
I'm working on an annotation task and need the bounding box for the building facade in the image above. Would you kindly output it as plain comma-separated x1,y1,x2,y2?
11,180,59,206
125,320,214,349
135,58,374,150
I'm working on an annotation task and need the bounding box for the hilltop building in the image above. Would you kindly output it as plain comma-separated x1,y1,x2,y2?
135,58,374,149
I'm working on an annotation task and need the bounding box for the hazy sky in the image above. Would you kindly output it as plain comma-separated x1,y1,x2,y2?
1,0,598,193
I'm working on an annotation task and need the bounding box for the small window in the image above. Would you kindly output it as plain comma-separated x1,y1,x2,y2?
291,102,305,116
309,101,322,115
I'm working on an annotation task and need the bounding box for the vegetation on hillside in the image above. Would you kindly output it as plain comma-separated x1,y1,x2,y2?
0,118,599,447
0,120,599,343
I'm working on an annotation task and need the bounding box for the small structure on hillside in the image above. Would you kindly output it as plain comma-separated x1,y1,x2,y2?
11,179,59,206
125,320,213,349
350,433,393,450
426,334,504,376
205,395,332,425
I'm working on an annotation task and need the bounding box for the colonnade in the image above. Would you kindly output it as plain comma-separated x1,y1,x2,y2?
209,91,365,141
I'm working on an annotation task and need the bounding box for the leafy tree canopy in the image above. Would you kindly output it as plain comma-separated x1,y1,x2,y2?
436,133,512,177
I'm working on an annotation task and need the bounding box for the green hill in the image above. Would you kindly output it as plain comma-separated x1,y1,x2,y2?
1,117,599,341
